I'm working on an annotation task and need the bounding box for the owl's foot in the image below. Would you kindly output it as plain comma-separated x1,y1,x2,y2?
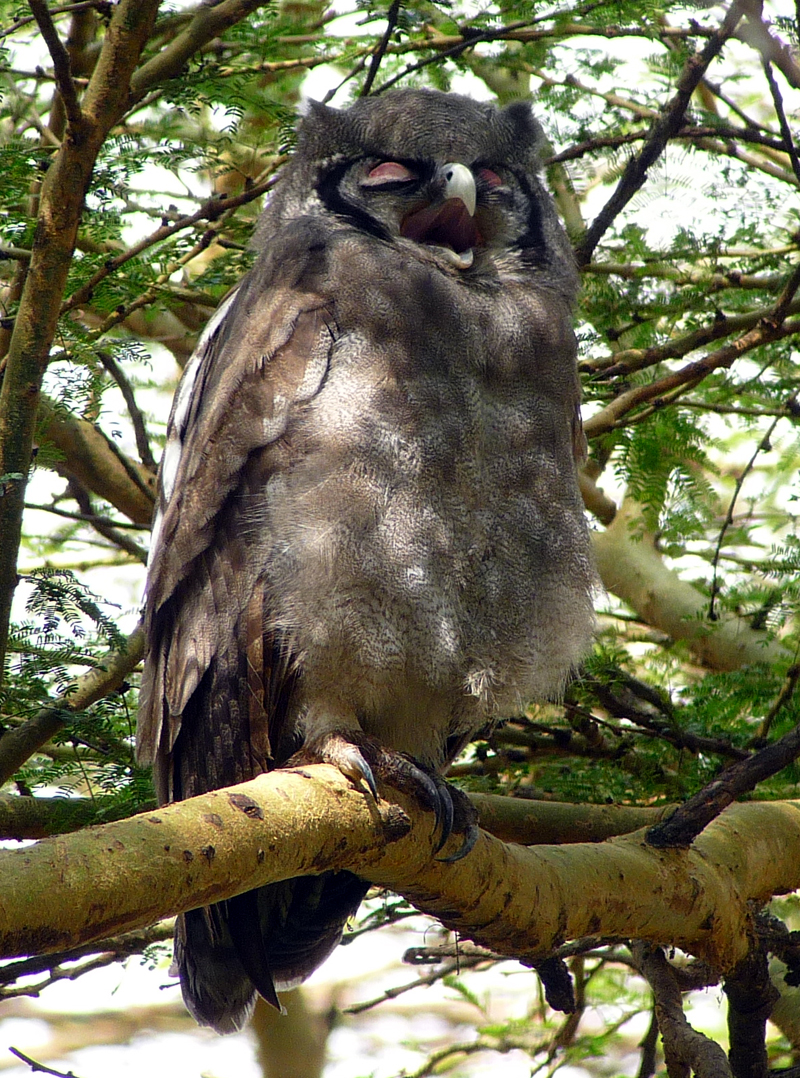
290,732,478,861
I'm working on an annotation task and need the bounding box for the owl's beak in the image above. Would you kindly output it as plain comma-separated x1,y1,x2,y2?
441,163,477,215
400,162,480,266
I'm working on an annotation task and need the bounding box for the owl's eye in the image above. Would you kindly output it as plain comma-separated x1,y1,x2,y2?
361,161,418,187
478,168,504,188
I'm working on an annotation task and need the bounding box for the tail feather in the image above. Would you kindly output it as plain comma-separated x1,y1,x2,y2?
226,890,282,1011
175,907,257,1034
176,872,369,1033
258,872,370,991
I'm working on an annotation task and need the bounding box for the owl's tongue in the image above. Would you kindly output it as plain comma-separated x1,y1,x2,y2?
401,198,480,254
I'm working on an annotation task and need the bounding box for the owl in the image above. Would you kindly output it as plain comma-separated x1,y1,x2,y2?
137,89,595,1033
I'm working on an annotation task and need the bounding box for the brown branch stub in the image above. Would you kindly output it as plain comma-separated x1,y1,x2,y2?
646,719,800,849
633,943,733,1078
724,942,778,1078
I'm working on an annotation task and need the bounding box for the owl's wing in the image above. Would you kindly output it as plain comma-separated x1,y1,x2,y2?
137,227,336,800
136,235,363,1030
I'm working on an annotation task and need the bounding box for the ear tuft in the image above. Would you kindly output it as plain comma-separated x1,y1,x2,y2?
501,100,546,151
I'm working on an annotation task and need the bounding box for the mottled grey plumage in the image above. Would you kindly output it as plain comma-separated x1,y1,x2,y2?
137,88,595,1033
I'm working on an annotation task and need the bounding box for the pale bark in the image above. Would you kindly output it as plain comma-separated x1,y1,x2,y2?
2,765,799,978
468,793,673,845
592,501,788,672
0,789,667,843
36,397,156,525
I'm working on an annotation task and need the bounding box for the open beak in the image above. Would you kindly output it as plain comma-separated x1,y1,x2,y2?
401,163,479,265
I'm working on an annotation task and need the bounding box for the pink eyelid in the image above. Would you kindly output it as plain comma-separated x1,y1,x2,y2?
362,161,416,185
479,168,503,187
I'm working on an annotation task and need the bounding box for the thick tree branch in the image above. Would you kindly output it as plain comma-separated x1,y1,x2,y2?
0,0,159,680
0,788,673,843
467,794,674,846
591,501,789,672
128,0,270,104
3,766,800,978
0,791,156,838
36,396,156,525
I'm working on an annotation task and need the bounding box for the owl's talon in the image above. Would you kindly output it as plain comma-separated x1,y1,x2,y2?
435,783,480,862
294,732,476,857
339,746,379,800
428,772,455,854
290,734,379,800
437,819,479,862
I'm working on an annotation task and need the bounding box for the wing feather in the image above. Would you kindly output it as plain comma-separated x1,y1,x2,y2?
137,235,336,779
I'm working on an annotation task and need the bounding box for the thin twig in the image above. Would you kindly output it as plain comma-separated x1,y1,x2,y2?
0,2,107,41
583,316,800,438
23,501,148,530
345,954,489,1014
0,622,144,785
0,922,173,997
708,406,788,620
60,165,284,316
66,479,148,562
95,349,156,470
772,259,800,326
27,0,83,130
700,74,777,134
763,61,800,185
574,0,748,265
8,1047,84,1078
757,663,800,741
361,0,401,97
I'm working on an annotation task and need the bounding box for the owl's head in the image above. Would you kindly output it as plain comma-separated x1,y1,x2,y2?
259,89,576,293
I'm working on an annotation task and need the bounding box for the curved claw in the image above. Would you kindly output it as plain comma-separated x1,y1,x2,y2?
436,818,480,862
338,743,379,800
429,773,455,854
291,733,379,800
401,760,441,817
292,732,479,861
